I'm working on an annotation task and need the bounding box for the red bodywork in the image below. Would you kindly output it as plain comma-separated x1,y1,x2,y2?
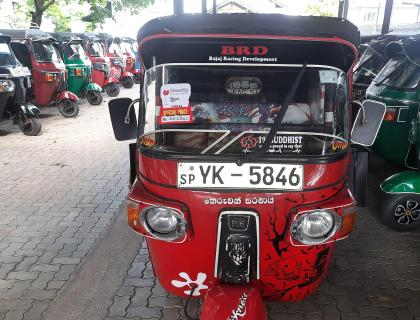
84,52,119,88
129,153,354,302
18,40,77,106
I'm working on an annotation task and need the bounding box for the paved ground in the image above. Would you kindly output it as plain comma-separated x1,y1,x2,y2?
1,87,420,319
0,88,135,319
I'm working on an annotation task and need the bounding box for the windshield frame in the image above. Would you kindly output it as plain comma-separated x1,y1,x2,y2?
139,62,350,161
31,40,63,63
64,41,88,61
0,41,17,66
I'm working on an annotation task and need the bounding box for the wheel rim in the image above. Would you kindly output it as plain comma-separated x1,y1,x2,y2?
88,92,100,104
108,84,117,94
21,119,33,133
394,199,420,225
63,100,75,114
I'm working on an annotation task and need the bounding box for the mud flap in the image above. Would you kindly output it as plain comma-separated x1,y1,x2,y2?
129,143,137,186
347,147,368,206
200,284,267,320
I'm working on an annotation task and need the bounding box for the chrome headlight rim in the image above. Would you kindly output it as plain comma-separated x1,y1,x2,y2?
139,205,187,242
290,209,342,245
0,79,15,92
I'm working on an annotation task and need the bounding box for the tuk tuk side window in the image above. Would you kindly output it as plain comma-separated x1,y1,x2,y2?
140,64,349,157
32,41,62,63
0,43,16,66
65,43,87,61
89,42,104,57
375,57,420,90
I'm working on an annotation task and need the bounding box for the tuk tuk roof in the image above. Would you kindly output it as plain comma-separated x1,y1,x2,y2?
137,14,360,46
136,14,360,72
50,32,83,43
0,28,56,42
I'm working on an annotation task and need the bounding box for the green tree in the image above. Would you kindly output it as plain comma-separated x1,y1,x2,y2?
45,3,71,32
305,0,339,17
28,0,155,28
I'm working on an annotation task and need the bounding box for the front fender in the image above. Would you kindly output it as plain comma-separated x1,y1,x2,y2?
122,71,133,78
380,171,420,194
87,82,102,92
57,91,79,102
20,103,40,116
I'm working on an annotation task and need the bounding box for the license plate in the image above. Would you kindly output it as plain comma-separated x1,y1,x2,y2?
177,162,303,190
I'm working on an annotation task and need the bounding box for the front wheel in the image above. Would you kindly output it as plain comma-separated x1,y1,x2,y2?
86,90,103,105
58,99,79,118
18,116,41,136
133,73,141,84
122,76,134,89
382,194,420,231
105,83,120,97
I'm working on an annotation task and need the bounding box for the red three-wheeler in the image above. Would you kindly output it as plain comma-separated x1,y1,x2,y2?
77,33,121,97
1,29,80,117
108,14,386,319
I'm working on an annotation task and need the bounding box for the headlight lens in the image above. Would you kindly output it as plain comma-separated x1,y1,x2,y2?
0,80,15,92
141,206,187,241
146,207,178,233
291,210,341,245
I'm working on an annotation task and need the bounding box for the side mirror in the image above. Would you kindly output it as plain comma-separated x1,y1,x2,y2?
351,99,386,146
108,97,138,141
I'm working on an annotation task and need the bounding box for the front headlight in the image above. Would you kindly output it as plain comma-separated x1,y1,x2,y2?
140,206,187,241
291,210,341,245
0,80,15,92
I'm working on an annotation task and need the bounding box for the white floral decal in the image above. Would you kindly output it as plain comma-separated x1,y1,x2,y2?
171,272,208,296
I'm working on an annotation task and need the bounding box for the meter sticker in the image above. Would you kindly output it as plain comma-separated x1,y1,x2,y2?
159,83,192,124
319,70,338,84
160,83,191,108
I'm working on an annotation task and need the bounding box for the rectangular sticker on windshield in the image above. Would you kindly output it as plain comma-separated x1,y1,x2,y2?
159,83,192,124
319,70,338,84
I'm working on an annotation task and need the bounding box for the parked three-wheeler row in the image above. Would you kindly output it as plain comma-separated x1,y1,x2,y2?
0,28,137,135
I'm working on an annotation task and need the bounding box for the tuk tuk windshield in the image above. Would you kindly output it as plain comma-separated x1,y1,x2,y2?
140,64,349,156
354,46,386,81
0,42,16,66
374,56,420,90
32,40,62,63
64,42,87,60
89,42,104,57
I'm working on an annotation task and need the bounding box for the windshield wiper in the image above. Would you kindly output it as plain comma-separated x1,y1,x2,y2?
245,62,307,162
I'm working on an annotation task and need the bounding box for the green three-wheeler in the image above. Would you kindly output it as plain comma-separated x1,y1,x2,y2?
367,35,420,231
52,32,103,105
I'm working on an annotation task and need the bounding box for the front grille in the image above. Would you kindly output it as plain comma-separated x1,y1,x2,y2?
215,211,259,284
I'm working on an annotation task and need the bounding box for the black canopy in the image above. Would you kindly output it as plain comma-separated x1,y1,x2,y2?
0,29,55,42
138,14,360,46
136,14,360,72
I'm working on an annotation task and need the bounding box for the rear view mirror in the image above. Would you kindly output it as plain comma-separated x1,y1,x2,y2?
351,99,386,146
108,98,137,141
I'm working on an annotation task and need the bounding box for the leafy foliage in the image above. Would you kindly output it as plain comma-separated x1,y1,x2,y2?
27,0,155,29
305,0,339,17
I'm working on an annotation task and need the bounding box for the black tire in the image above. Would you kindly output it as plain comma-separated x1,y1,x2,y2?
382,194,420,231
133,73,141,84
18,116,41,136
105,83,120,97
86,90,103,105
58,99,79,118
122,76,134,89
